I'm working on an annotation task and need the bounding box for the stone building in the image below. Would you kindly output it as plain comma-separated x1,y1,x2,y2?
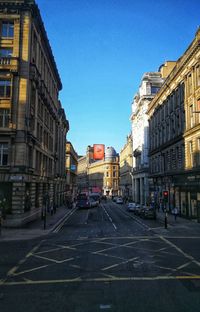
0,0,69,226
119,133,133,200
148,28,200,219
77,145,119,196
130,71,165,205
66,141,78,201
77,155,88,192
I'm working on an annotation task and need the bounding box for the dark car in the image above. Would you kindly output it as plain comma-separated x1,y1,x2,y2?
76,193,91,209
140,206,156,220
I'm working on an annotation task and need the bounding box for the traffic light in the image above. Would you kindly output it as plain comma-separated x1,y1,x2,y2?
163,191,168,202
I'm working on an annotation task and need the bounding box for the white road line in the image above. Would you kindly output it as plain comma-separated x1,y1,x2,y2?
102,257,139,271
53,207,78,233
100,304,112,309
176,261,192,270
7,240,45,277
85,209,90,224
117,205,150,230
160,236,200,267
33,254,74,264
12,265,49,277
102,205,117,230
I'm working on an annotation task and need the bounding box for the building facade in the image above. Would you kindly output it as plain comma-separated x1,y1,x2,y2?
77,155,88,192
77,145,119,196
119,133,133,200
148,28,200,219
0,0,69,226
130,71,165,205
66,141,78,201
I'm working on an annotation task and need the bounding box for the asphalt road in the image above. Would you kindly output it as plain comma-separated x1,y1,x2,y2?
0,200,200,312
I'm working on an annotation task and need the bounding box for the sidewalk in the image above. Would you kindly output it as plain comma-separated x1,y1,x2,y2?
156,209,200,229
0,205,75,241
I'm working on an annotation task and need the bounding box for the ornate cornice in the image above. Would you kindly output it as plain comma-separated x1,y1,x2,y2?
0,0,62,90
148,28,200,116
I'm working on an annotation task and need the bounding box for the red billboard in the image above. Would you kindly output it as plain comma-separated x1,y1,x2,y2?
93,144,105,160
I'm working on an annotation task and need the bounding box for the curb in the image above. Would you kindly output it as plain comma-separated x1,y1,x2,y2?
51,206,78,233
0,207,77,241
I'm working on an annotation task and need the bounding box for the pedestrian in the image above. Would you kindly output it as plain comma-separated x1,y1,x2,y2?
174,207,178,221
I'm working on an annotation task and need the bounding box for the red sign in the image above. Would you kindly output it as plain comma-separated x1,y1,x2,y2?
92,187,102,193
93,144,105,160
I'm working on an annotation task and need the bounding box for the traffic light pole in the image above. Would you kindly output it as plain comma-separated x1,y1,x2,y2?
164,211,168,229
164,202,168,229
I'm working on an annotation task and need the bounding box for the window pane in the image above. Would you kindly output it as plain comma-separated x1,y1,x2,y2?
2,153,8,165
0,143,8,165
2,22,14,37
0,80,11,97
5,85,11,97
0,109,10,127
151,86,160,94
0,48,13,57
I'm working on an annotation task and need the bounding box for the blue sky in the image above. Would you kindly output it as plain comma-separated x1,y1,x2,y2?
36,0,200,155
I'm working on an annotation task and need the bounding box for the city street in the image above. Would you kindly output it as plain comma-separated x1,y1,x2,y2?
0,200,200,312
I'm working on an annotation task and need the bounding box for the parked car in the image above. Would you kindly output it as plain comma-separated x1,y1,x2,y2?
127,202,136,212
140,206,157,220
116,197,123,204
134,204,142,215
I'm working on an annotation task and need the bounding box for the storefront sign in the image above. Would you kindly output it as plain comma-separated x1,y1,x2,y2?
10,175,23,181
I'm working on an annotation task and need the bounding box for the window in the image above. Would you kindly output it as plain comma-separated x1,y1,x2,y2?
151,86,160,94
189,141,193,167
0,109,10,127
196,65,200,87
1,21,14,38
189,104,194,128
0,79,11,97
113,171,116,177
196,99,200,124
0,143,8,165
188,74,192,95
197,99,200,111
0,48,13,57
197,138,200,166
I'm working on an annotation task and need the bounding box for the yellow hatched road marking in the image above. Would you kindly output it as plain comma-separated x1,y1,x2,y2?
102,257,139,271
33,254,74,264
160,236,200,266
11,265,50,277
2,274,200,286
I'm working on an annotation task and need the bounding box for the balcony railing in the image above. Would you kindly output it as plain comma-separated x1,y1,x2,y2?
0,57,19,72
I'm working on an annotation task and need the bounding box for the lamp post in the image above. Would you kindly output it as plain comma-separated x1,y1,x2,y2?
0,198,6,235
42,193,48,230
129,169,134,202
0,200,2,236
